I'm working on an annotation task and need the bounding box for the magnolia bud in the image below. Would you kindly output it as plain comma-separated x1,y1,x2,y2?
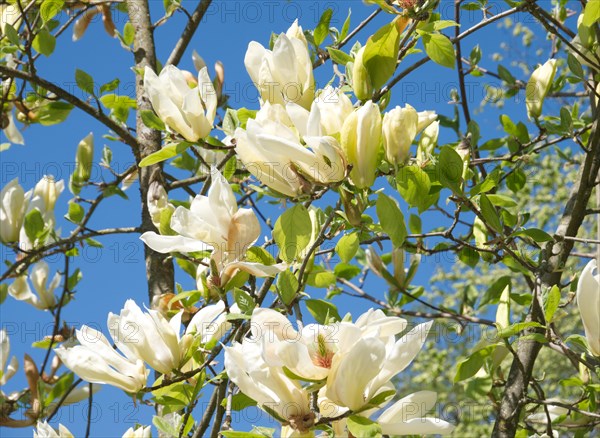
576,260,600,357
0,178,26,243
34,175,61,213
383,104,418,164
352,47,373,101
525,59,557,120
366,246,385,277
147,181,172,229
417,121,439,164
417,110,437,132
341,101,382,189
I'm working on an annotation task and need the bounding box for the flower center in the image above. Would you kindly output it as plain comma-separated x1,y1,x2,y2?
311,334,334,369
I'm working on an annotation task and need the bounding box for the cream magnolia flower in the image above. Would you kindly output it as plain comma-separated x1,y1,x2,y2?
224,337,313,432
235,102,346,197
245,20,314,109
55,325,149,393
577,260,600,356
0,329,18,386
525,59,557,120
314,87,354,136
382,105,438,164
376,391,455,436
340,101,382,189
122,425,152,438
417,120,439,164
107,300,188,374
252,308,407,382
0,2,22,35
2,110,25,145
325,321,433,411
186,300,234,345
0,178,26,243
33,421,74,438
141,169,285,286
8,261,61,310
147,181,174,230
143,65,217,142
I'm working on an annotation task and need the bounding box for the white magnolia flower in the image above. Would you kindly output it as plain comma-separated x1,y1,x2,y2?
107,300,188,374
325,321,433,411
224,337,313,432
147,181,174,230
245,20,314,109
313,86,354,136
340,101,382,189
577,260,600,356
525,59,557,120
8,261,61,310
0,329,18,386
252,308,407,382
235,102,346,197
2,110,25,145
55,324,149,393
0,178,26,243
19,176,65,251
382,105,438,164
141,169,285,286
122,425,152,438
143,65,217,142
33,421,74,438
377,391,455,436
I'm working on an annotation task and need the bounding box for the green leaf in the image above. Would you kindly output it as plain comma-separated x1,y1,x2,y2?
438,146,463,193
480,276,511,307
305,299,341,324
4,24,21,47
41,0,65,23
66,202,84,224
32,28,56,57
100,78,120,94
454,345,496,382
139,142,191,167
221,393,257,411
233,288,256,314
140,110,166,131
513,228,553,243
340,9,351,41
273,204,312,263
582,0,600,26
479,194,502,233
277,270,299,306
336,232,359,263
544,285,561,323
347,415,382,438
327,47,353,65
567,53,584,78
376,193,407,247
99,94,136,123
497,322,544,338
314,8,333,46
397,165,431,212
123,22,135,46
75,69,94,95
459,247,479,268
422,33,455,69
37,102,73,126
24,209,45,243
362,17,406,89
221,432,267,438
507,168,526,193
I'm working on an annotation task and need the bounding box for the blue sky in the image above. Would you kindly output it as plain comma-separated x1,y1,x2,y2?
0,0,567,436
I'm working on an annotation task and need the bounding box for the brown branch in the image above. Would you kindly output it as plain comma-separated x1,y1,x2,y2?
0,65,138,148
165,0,213,67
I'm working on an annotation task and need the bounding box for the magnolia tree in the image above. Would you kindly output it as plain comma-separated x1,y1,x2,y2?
0,0,599,437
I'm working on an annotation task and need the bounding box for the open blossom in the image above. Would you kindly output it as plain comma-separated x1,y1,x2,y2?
0,329,18,386
577,260,600,356
235,102,347,197
0,178,26,243
141,169,285,286
252,308,407,382
122,425,152,438
8,261,61,310
55,324,149,393
143,65,217,142
224,337,313,432
245,21,314,109
33,421,74,438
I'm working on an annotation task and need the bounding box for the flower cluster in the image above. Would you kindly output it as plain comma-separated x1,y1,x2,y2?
224,308,455,436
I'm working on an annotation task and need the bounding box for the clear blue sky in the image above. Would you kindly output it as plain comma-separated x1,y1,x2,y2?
0,0,559,436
